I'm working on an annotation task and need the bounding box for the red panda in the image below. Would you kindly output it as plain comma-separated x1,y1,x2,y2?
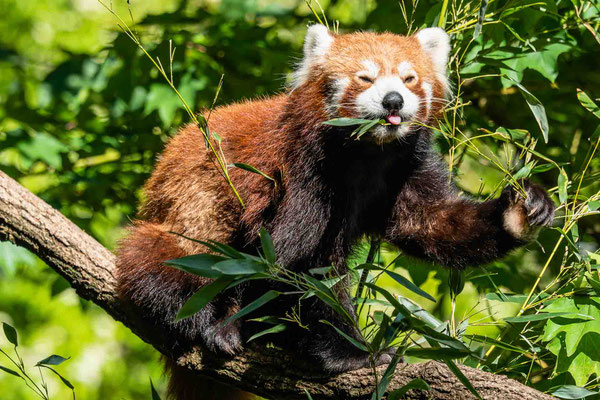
117,25,555,399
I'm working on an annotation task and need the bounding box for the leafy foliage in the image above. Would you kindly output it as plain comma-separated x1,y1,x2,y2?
0,0,599,399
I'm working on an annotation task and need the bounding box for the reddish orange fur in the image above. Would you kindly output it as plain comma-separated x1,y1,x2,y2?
117,30,452,399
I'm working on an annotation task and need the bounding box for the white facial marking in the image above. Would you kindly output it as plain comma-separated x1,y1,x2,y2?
397,61,414,76
356,59,380,79
355,75,421,142
327,77,350,115
422,82,433,117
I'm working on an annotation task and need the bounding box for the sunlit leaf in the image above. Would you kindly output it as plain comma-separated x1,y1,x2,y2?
542,297,600,385
505,312,592,323
577,89,600,119
551,385,597,399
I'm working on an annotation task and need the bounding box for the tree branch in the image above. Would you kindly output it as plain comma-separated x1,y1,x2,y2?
0,170,553,400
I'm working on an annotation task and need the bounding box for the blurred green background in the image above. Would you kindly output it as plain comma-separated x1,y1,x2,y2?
1,0,599,398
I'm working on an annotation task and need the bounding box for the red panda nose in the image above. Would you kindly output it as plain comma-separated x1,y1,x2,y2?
382,91,404,112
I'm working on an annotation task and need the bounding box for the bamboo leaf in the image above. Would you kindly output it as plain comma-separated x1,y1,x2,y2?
150,379,162,400
37,355,70,366
445,360,482,399
509,78,549,142
505,312,593,323
164,254,227,278
230,163,275,182
212,259,268,275
2,323,17,347
552,385,597,399
259,227,276,264
176,277,234,320
221,290,281,327
577,89,600,119
320,320,368,352
0,365,20,378
247,323,286,342
388,378,430,399
404,346,471,360
322,118,377,126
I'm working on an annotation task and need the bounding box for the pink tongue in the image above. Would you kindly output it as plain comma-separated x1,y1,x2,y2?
387,115,402,125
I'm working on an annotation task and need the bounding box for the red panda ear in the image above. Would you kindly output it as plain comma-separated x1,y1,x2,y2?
303,24,334,60
291,24,334,88
416,27,450,77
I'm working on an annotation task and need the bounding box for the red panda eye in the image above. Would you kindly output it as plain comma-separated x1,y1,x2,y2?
358,75,374,84
404,76,415,84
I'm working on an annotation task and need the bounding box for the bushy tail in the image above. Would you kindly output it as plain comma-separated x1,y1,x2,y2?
116,222,254,400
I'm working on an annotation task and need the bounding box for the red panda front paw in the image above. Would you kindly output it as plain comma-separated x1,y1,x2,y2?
202,321,243,355
501,180,555,240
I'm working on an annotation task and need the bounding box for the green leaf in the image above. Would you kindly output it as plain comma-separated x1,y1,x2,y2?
384,269,436,303
304,389,314,400
355,264,435,302
212,259,267,275
303,274,350,322
588,201,600,211
445,360,482,399
176,277,234,320
230,163,275,182
370,352,402,400
247,323,286,342
150,378,162,400
308,266,332,275
2,323,17,347
558,168,569,204
552,385,597,399
388,378,430,399
473,0,488,39
586,276,600,296
509,78,549,142
577,89,600,119
320,320,368,352
164,254,227,278
322,118,377,126
259,227,276,264
449,269,465,297
37,355,70,366
513,163,533,180
404,346,471,360
542,297,600,385
464,335,529,354
0,365,20,378
485,293,529,303
40,365,74,390
222,290,280,326
505,312,592,323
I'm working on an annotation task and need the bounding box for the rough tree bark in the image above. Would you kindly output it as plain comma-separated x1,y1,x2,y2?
0,170,553,400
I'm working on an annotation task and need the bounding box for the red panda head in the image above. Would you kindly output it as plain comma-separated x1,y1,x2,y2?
292,25,450,143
